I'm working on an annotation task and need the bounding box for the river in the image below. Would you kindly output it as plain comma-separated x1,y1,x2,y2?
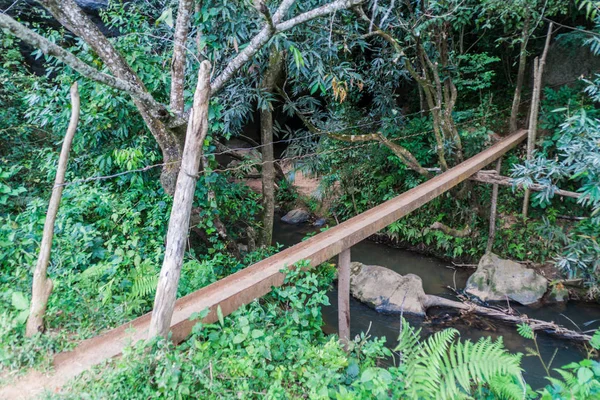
273,220,600,389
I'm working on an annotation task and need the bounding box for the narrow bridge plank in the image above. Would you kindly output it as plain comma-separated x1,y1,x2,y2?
1,129,526,399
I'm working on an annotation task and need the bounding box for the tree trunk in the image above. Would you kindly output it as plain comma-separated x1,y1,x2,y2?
485,157,502,254
509,13,530,133
523,23,553,220
26,82,80,336
38,0,183,195
259,49,284,247
149,61,211,339
170,0,194,114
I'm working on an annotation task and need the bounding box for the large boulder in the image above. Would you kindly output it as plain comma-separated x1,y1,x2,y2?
281,209,310,225
465,253,547,305
350,262,428,315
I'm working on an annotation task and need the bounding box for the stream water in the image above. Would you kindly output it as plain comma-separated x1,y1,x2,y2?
272,220,600,389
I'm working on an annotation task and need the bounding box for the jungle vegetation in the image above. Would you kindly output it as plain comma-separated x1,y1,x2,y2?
1,0,600,398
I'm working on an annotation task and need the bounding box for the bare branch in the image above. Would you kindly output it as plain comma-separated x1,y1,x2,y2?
210,0,363,95
26,82,80,336
170,0,194,114
0,13,157,104
37,0,168,118
272,0,296,23
169,0,363,128
254,0,275,30
470,170,580,199
276,0,362,31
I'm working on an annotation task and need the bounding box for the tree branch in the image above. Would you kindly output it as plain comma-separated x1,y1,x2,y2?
277,86,430,177
0,13,157,106
37,0,168,119
170,0,194,114
470,171,580,199
167,0,363,128
275,0,362,32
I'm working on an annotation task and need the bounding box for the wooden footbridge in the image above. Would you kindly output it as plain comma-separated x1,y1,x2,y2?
1,130,528,399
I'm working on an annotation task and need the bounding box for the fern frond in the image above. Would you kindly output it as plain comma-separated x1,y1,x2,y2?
131,272,158,299
395,321,524,400
517,323,534,340
488,374,527,400
79,263,111,280
395,317,422,364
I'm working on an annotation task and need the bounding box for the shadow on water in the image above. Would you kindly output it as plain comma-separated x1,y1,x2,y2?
272,220,600,389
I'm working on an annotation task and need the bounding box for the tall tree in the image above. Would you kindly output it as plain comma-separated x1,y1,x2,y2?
0,0,362,194
259,49,284,247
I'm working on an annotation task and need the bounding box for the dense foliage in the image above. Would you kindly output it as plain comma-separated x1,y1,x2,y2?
1,0,600,398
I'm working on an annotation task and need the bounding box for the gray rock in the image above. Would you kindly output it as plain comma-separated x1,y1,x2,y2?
545,42,600,87
75,0,108,11
465,253,548,305
281,209,310,225
313,218,327,227
350,262,427,315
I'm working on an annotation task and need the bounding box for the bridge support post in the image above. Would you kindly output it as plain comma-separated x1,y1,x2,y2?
338,247,351,350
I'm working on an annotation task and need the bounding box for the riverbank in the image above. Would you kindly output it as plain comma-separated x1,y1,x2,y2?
272,219,600,388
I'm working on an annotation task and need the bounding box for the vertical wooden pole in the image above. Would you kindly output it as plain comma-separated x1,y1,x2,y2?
338,248,351,349
149,61,211,339
486,157,502,254
26,82,80,336
523,23,553,221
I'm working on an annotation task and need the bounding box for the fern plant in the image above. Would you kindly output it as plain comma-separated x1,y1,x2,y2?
129,263,158,300
395,319,526,399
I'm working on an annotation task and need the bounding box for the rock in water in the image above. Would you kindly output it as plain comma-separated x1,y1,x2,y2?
349,262,428,315
75,0,108,11
313,217,327,227
281,209,310,225
465,253,547,305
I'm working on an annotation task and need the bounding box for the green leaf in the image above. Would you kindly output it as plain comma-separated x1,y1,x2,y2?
360,367,383,383
216,305,224,327
251,329,263,339
578,367,594,385
156,8,174,28
517,323,534,340
232,333,245,344
590,330,600,350
11,292,29,310
16,309,29,324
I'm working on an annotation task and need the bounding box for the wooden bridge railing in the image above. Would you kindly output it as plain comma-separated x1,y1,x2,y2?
2,129,527,399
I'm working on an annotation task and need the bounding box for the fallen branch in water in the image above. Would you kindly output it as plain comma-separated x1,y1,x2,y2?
451,262,477,268
424,294,591,342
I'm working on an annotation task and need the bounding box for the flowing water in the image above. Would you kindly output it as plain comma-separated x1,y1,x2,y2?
272,220,600,389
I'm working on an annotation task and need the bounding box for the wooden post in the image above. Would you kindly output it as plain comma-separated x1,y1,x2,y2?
486,157,502,254
148,61,211,339
338,247,351,349
26,82,80,337
523,23,553,220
